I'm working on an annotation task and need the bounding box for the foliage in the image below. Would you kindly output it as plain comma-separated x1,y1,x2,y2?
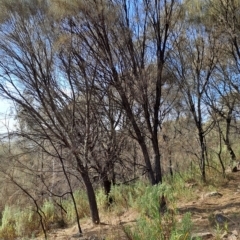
0,205,39,239
62,190,90,223
123,183,193,240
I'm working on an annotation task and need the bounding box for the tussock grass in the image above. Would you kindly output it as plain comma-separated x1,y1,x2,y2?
122,181,194,240
62,190,90,223
0,205,39,239
0,169,206,239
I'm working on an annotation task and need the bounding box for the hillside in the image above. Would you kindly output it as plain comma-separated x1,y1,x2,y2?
36,172,240,240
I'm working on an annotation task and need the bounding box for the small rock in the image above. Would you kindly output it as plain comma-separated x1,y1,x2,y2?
185,183,197,188
88,236,100,240
72,232,83,238
205,192,223,198
215,213,229,224
191,232,213,239
228,235,237,240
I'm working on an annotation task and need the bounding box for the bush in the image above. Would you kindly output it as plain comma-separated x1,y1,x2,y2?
124,183,193,240
62,190,90,223
0,205,39,239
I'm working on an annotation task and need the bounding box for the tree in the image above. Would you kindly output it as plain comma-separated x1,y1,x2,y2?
0,0,100,225
52,0,184,184
170,13,219,181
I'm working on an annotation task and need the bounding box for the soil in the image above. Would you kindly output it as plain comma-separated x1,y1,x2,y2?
37,172,240,240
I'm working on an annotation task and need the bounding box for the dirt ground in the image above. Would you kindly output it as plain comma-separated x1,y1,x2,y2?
37,172,240,240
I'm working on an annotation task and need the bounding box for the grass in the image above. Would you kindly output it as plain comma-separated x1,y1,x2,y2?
0,205,39,239
62,190,90,222
0,167,224,239
122,178,194,240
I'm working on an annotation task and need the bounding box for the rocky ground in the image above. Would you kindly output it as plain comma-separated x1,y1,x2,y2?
37,171,240,240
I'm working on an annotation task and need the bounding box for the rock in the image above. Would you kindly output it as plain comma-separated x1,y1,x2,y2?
232,230,238,236
71,232,83,238
74,235,105,240
214,213,236,225
191,232,213,239
205,192,223,198
215,213,229,224
228,235,237,240
88,236,103,240
184,183,197,188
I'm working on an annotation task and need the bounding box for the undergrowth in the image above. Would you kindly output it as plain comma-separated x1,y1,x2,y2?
0,170,204,239
122,179,194,240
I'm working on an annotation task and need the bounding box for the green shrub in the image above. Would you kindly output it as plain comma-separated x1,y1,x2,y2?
0,205,39,239
14,207,38,237
96,188,108,210
62,190,90,223
0,206,17,240
41,199,62,229
124,182,193,240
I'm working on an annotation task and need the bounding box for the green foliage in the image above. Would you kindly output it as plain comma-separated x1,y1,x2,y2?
0,206,17,240
0,205,38,239
96,188,108,210
107,181,149,215
134,182,172,217
14,207,38,237
171,212,193,240
124,182,193,240
110,184,134,208
41,199,60,228
62,190,90,223
164,172,197,202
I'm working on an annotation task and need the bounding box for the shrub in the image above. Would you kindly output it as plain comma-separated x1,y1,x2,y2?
0,205,39,239
62,190,90,223
124,183,193,240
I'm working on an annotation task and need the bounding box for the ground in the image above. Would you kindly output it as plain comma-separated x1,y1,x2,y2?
37,172,240,240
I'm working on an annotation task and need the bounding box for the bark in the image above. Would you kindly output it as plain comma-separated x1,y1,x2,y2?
103,178,113,205
81,170,100,224
75,156,100,224
198,129,206,182
115,81,156,185
225,111,236,163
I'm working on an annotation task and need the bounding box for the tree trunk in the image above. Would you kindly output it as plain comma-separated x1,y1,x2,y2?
225,114,236,163
169,150,173,177
153,140,162,184
101,171,113,205
199,129,206,182
81,171,100,224
115,83,156,185
75,156,100,224
140,142,156,185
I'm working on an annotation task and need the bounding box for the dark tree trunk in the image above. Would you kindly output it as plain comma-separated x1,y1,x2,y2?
198,128,206,182
225,114,236,163
153,144,162,184
169,151,173,177
75,156,100,224
103,178,113,205
81,171,100,224
101,171,114,205
115,83,156,185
